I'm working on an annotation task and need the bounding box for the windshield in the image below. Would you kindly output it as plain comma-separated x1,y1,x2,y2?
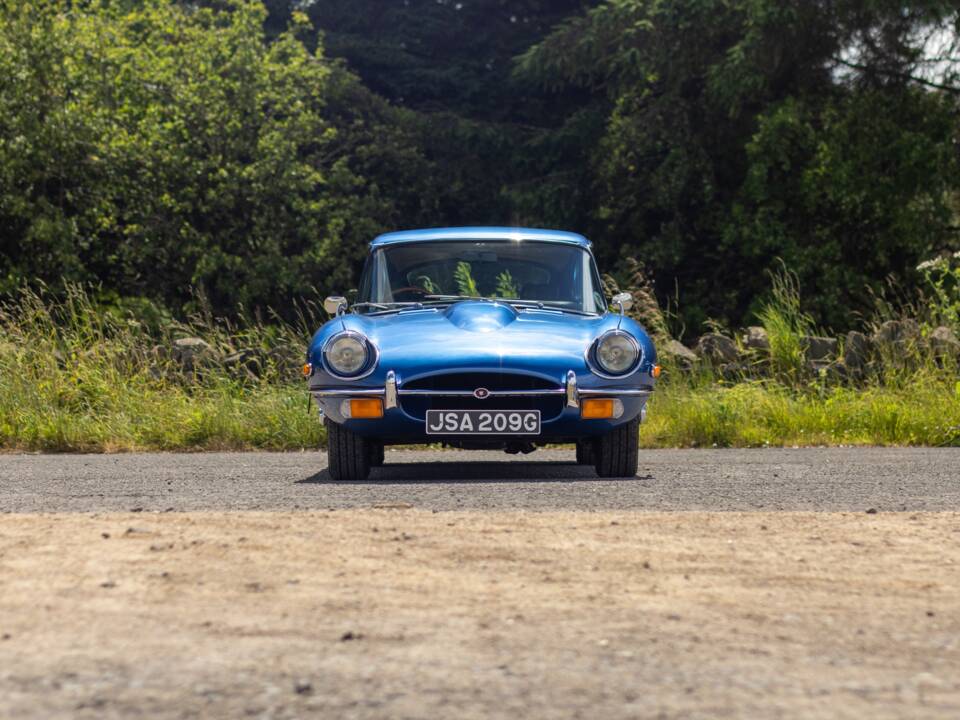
357,240,606,314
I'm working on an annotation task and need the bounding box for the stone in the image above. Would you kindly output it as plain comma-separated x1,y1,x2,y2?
929,326,960,357
719,362,751,382
224,348,264,379
872,319,920,347
662,339,698,368
172,337,216,371
695,333,739,364
843,331,871,369
802,335,838,361
742,326,770,352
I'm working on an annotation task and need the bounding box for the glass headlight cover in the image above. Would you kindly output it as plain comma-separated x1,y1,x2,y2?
594,331,640,375
324,333,369,376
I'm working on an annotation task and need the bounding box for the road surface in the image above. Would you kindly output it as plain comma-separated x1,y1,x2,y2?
1,447,958,512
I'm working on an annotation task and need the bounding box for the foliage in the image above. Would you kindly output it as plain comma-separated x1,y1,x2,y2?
1,0,959,332
454,262,480,297
494,270,520,299
643,378,960,449
756,264,817,381
0,0,436,315
917,251,960,331
517,0,960,330
0,285,323,450
602,258,670,343
412,274,442,294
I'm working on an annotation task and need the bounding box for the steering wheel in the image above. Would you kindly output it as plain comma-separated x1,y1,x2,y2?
392,286,431,299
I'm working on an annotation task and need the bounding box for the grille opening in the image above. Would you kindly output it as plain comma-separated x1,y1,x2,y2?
403,372,558,392
399,372,565,422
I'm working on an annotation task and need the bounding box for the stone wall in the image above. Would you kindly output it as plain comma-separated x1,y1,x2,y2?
662,322,960,381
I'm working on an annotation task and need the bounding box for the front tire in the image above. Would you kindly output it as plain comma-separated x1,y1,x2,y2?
575,441,593,465
370,442,385,467
594,417,640,478
326,419,371,481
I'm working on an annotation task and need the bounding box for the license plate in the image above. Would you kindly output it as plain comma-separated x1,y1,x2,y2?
425,410,541,435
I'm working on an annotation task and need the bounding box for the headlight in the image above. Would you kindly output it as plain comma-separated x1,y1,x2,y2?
324,333,371,376
593,331,640,375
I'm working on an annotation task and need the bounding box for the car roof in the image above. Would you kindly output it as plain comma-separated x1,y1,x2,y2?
370,226,591,249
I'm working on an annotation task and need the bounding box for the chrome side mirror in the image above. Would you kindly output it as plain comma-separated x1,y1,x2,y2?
324,296,347,316
611,292,633,315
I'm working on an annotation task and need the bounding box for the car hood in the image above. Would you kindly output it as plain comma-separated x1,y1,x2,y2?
309,301,656,385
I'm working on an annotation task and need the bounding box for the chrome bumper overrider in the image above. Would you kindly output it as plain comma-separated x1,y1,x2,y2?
311,370,652,410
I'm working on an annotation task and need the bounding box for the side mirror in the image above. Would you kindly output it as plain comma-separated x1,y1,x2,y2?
324,296,347,316
611,292,633,315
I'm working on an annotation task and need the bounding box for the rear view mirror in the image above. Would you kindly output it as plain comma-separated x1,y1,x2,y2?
324,296,347,316
611,292,633,314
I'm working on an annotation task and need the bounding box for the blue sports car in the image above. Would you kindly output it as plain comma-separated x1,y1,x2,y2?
305,227,659,480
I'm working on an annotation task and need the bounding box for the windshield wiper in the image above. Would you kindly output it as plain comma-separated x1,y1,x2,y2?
421,294,491,304
351,301,423,313
508,301,595,316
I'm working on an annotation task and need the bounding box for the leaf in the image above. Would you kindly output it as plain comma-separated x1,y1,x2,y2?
454,262,479,297
494,270,518,299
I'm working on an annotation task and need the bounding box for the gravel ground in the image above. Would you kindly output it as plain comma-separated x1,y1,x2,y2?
2,510,958,720
1,447,959,512
2,448,959,719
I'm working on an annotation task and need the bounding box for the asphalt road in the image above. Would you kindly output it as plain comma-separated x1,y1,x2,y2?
1,447,958,512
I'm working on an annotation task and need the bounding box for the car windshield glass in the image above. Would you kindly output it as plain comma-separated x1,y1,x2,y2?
357,241,606,314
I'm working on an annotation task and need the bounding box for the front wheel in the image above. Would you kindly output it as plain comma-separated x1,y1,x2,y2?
370,442,385,467
326,419,371,481
594,417,640,478
575,441,593,465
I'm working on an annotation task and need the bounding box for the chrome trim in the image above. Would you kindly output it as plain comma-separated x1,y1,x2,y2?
321,330,380,380
579,389,651,398
584,330,642,379
397,389,565,398
565,370,578,408
385,370,398,409
311,388,384,398
313,382,650,402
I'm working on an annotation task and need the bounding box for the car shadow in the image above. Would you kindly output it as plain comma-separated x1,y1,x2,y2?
298,461,653,485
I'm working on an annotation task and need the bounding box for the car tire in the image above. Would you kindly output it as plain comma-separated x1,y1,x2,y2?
575,441,593,465
326,419,371,481
370,442,385,467
594,417,640,478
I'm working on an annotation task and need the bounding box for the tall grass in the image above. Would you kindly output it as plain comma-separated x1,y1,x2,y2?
0,282,958,452
644,377,960,448
645,261,960,447
756,264,817,381
0,286,323,451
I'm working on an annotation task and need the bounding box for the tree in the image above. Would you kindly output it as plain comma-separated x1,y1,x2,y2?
0,0,437,314
517,0,960,329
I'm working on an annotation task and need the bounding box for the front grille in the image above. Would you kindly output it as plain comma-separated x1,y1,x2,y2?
399,372,564,422
403,372,557,392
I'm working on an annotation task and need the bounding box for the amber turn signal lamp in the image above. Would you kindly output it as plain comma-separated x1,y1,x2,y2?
349,398,383,419
302,363,312,377
581,398,615,419
652,365,662,379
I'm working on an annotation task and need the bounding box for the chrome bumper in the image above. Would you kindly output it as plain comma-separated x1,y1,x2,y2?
310,370,652,410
